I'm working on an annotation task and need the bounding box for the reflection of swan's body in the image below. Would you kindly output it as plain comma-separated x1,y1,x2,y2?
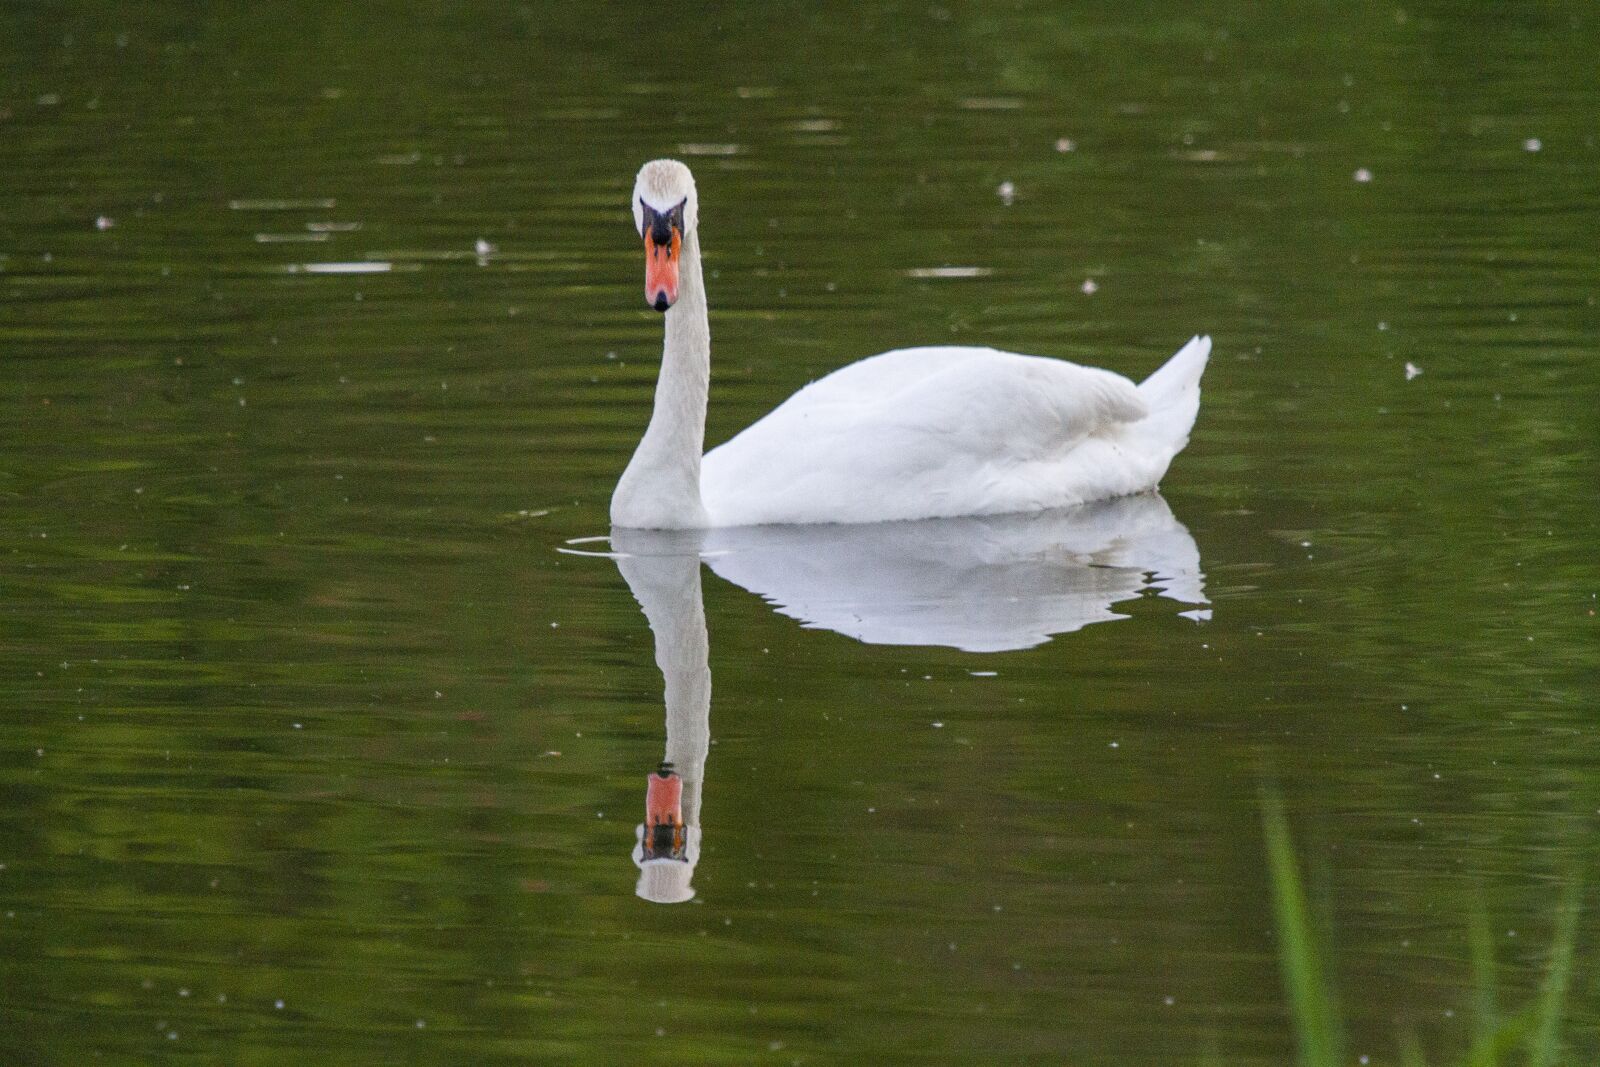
701,494,1207,652
612,159,1211,530
615,536,710,904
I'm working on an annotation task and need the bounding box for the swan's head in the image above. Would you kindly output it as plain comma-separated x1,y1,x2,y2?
632,159,697,313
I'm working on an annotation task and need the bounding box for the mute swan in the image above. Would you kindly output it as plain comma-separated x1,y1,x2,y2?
612,158,1211,530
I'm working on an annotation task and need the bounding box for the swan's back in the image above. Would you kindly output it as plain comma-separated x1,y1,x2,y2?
701,338,1209,527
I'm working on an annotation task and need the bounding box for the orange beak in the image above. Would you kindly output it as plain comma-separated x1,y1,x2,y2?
645,230,681,312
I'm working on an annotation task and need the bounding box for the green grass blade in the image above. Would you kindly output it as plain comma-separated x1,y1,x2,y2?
1261,789,1343,1067
1526,872,1582,1067
1395,1026,1427,1067
1464,893,1499,1065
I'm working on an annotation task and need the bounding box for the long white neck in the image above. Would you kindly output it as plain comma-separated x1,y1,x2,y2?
610,229,711,529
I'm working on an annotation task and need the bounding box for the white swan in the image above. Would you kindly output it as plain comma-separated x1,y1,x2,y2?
612,158,1211,530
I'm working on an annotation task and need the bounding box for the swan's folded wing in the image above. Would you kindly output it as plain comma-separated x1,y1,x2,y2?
702,347,1148,525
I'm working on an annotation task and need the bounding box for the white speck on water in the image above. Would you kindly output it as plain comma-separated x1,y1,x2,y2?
996,180,1016,205
1353,167,1373,183
95,215,115,230
167,1031,178,1041
867,807,876,814
1377,321,1388,331
474,238,494,257
1523,137,1542,152
415,1019,426,1029
1108,741,1120,749
1055,137,1076,152
931,721,944,728
1405,361,1423,380
274,999,285,1010
1164,996,1176,1006
1081,278,1099,295
178,988,190,997
292,723,302,730
1360,1057,1370,1065
969,670,997,677
434,691,442,698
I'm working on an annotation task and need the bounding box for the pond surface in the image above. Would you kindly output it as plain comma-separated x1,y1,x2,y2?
3,3,1598,1063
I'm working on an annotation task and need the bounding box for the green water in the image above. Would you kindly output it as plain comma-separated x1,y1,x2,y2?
3,3,1598,1063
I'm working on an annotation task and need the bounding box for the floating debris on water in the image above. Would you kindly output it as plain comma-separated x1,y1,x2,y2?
286,261,393,274
1081,278,1099,295
1523,137,1542,152
474,238,495,257
1353,167,1373,183
1055,137,1076,153
1405,361,1423,380
94,215,114,230
905,266,992,279
229,198,337,211
996,180,1016,205
677,142,742,156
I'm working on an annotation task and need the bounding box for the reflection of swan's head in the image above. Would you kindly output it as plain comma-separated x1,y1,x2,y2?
632,767,701,904
632,159,698,313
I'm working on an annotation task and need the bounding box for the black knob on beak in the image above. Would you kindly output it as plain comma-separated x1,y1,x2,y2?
653,292,670,312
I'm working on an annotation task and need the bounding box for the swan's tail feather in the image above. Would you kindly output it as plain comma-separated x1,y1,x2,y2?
1132,334,1210,457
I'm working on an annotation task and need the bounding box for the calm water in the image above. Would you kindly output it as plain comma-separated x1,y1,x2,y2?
3,3,1598,1063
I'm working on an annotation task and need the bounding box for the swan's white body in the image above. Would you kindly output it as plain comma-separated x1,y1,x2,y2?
612,159,1210,530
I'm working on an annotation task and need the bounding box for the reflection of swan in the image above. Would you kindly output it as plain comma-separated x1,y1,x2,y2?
600,496,1206,901
700,494,1207,652
612,158,1211,530
614,533,710,904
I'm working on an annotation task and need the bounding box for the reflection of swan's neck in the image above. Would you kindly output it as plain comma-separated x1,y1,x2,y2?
617,545,710,904
651,567,710,825
612,229,710,529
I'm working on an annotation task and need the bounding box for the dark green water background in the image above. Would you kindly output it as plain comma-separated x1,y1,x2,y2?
2,2,1598,1063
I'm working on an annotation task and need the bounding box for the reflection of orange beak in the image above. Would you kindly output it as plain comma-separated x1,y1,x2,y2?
642,769,687,861
645,231,680,312
646,770,683,826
